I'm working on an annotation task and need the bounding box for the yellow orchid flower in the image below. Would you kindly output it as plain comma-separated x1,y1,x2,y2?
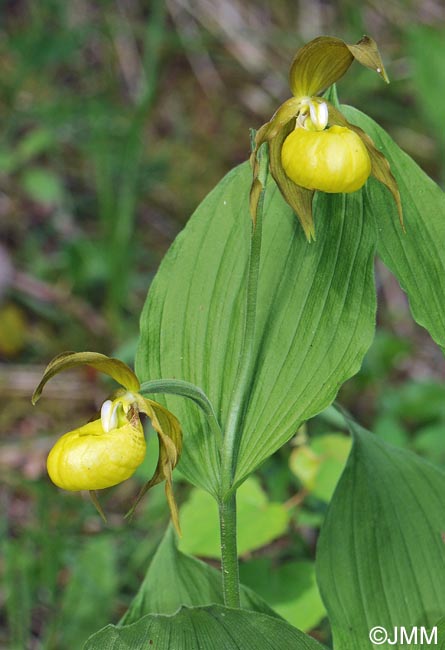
32,351,182,533
250,36,403,241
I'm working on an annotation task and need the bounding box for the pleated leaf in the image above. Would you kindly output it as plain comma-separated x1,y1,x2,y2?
84,605,325,650
121,525,277,626
136,163,377,494
436,618,445,649
316,423,445,649
342,104,445,350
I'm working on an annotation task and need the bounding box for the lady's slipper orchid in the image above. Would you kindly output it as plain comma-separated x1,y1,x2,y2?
250,36,403,241
32,351,182,533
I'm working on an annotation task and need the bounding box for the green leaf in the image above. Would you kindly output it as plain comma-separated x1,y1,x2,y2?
317,423,445,650
121,525,277,626
239,558,326,632
436,617,445,649
85,605,325,650
178,477,289,558
289,433,352,502
342,105,445,350
136,163,377,494
16,129,54,164
20,167,64,205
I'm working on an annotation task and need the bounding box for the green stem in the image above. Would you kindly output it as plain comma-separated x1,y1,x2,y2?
218,493,239,608
218,142,269,608
139,378,223,450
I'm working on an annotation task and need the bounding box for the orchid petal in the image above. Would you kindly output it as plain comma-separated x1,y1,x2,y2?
128,396,183,535
250,98,301,225
268,120,316,241
254,96,302,149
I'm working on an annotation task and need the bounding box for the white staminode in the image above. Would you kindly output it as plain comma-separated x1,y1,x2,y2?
309,100,328,130
101,399,119,432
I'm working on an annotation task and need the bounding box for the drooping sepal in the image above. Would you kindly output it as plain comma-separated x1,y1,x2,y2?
32,351,140,404
128,396,183,535
289,35,388,99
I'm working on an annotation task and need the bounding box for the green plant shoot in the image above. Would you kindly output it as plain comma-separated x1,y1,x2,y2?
32,34,445,650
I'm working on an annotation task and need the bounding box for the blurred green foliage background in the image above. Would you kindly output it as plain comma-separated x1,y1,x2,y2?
1,1,445,648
